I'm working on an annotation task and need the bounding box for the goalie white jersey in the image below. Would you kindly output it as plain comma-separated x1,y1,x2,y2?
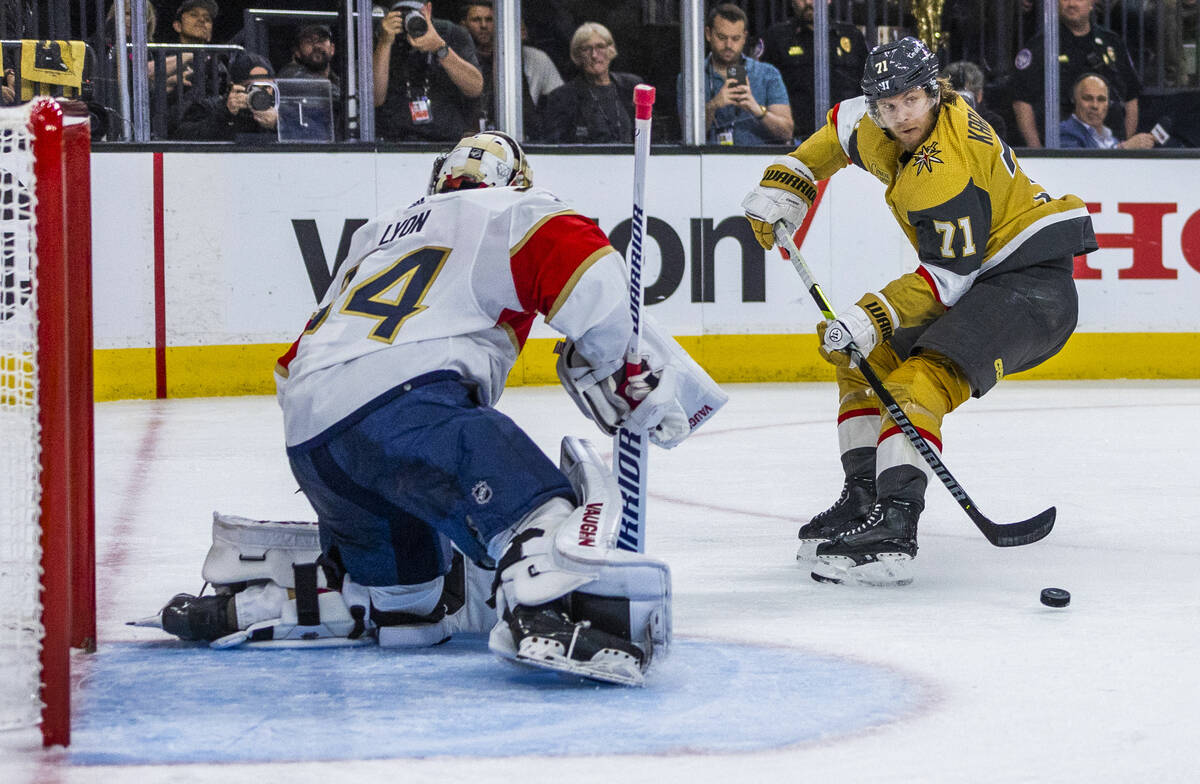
276,186,633,446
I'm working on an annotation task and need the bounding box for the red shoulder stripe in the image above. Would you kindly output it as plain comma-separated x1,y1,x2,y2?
510,213,614,315
916,265,946,306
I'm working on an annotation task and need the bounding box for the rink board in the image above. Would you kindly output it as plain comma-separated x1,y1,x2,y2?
88,150,1200,399
67,637,928,764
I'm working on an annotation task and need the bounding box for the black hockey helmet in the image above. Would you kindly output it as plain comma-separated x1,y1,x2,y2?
861,36,940,100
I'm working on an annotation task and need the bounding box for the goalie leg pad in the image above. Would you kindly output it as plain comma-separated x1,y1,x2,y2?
487,437,671,683
201,512,324,590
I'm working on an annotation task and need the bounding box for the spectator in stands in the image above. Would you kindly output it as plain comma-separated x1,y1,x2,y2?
679,3,792,145
522,0,575,77
1168,0,1199,87
1058,72,1155,149
760,0,868,141
149,0,217,97
176,51,277,142
105,0,158,45
373,0,483,142
541,22,640,144
278,23,340,104
459,1,563,140
942,60,1007,140
1011,0,1142,147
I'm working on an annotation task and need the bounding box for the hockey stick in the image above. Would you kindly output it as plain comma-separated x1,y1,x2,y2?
613,84,657,553
774,226,1055,547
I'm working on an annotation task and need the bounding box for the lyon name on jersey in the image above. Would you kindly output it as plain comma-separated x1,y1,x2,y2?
275,186,632,446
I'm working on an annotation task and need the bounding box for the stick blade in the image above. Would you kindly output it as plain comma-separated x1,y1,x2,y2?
972,506,1056,547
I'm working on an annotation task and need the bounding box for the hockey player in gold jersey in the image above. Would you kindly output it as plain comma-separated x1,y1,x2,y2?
742,37,1097,586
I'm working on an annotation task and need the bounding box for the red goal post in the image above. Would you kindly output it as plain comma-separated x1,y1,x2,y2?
0,98,95,748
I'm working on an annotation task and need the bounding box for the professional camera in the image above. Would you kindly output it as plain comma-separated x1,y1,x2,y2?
390,1,428,38
246,81,276,112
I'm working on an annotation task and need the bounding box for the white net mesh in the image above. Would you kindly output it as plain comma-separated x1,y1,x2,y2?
0,102,43,731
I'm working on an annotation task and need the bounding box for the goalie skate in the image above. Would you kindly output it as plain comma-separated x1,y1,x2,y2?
490,601,649,687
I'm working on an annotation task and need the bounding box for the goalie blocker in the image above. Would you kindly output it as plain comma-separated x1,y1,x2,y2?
134,438,670,686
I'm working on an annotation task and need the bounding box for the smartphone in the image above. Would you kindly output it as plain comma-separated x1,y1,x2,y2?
727,64,748,86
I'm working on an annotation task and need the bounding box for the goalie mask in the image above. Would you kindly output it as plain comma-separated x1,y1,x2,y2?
428,131,533,194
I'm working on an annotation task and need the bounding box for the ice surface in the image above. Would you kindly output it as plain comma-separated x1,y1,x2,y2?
2,381,1198,783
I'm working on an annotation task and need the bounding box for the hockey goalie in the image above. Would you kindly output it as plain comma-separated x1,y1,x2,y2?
136,132,727,686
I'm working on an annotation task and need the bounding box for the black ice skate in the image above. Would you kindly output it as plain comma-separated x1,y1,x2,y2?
157,592,239,641
498,600,647,686
797,474,875,562
810,497,921,586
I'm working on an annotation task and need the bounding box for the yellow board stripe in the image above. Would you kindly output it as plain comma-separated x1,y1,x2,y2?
92,333,1200,401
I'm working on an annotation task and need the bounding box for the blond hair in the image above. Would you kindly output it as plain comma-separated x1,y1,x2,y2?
569,22,616,67
107,0,158,40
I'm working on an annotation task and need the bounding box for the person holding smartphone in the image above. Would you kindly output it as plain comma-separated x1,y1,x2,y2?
677,3,792,145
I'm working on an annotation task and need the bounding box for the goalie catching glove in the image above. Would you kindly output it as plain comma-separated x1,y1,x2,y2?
556,342,685,444
818,291,897,367
556,315,727,448
741,155,818,250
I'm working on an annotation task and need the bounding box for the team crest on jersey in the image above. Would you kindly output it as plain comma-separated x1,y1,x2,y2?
472,480,493,505
912,142,944,175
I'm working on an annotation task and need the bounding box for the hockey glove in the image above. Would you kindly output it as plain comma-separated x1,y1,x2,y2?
556,341,688,445
818,292,897,367
741,155,818,250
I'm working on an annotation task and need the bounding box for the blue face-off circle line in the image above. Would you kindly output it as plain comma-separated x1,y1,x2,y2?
67,636,932,765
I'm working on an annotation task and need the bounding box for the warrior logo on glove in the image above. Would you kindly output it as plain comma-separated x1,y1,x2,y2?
761,163,819,203
741,155,819,250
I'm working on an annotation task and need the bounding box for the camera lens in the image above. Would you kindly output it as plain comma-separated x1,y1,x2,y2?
248,87,273,111
403,10,428,38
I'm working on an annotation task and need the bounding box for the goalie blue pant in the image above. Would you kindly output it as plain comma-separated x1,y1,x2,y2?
286,371,575,585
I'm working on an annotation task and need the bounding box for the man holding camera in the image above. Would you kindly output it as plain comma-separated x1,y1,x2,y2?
176,51,278,142
677,3,791,146
373,0,484,142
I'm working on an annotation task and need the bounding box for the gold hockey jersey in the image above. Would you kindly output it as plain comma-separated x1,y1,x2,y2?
791,94,1097,327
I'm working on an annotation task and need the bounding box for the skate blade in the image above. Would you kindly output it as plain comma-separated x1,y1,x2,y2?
515,650,645,687
516,637,645,687
795,538,828,563
811,553,913,587
126,612,164,629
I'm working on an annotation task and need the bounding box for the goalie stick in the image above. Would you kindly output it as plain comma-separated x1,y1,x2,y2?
613,84,656,553
774,226,1055,548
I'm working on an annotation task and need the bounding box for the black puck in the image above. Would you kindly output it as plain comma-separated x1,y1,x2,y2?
1040,587,1070,607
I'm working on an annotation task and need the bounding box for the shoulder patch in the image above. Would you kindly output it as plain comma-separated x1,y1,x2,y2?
1014,48,1032,70
833,95,869,158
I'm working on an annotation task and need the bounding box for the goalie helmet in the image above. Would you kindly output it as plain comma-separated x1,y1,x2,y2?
428,131,533,195
861,37,941,126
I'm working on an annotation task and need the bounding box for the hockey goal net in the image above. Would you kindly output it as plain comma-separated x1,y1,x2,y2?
0,98,94,748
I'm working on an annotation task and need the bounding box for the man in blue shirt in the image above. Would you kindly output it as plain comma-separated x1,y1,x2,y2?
677,3,792,145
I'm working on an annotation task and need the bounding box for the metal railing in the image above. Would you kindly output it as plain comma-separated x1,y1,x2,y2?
20,0,1198,148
